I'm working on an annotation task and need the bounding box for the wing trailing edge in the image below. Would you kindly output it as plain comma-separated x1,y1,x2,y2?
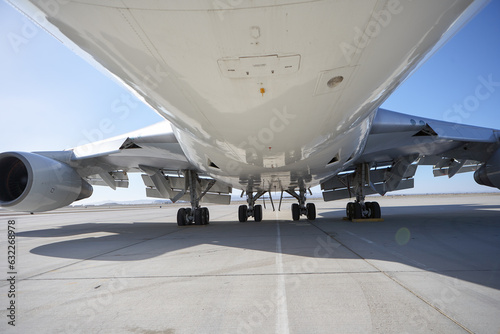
320,108,500,201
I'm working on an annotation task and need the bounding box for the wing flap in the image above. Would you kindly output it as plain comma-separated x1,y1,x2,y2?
141,168,232,204
322,179,415,202
347,108,500,197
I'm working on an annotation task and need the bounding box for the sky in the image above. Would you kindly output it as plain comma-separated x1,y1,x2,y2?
0,0,499,205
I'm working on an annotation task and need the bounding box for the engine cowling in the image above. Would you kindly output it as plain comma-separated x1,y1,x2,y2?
474,148,500,189
0,152,93,212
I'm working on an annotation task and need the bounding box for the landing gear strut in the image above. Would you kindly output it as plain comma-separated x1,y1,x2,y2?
346,164,382,220
176,170,210,226
238,190,265,222
286,188,316,221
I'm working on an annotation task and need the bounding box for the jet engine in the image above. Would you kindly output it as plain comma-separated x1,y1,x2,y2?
474,148,500,190
0,152,93,212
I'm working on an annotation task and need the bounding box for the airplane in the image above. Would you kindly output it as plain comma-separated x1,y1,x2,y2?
1,0,499,225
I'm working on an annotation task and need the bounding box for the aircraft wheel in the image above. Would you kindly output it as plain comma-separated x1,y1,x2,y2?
370,202,381,219
202,207,210,224
194,208,203,225
238,205,248,222
291,203,300,221
254,204,263,222
352,202,362,219
346,202,353,220
177,208,186,226
306,203,316,220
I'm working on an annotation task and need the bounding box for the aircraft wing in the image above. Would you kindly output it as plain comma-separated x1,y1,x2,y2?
67,122,192,178
0,121,231,212
321,108,500,201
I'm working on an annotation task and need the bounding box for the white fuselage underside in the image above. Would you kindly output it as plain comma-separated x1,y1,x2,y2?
14,0,487,191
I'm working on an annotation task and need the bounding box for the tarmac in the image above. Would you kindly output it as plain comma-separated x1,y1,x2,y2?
0,193,499,333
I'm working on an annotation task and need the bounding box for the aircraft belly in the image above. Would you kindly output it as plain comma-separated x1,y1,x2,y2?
173,115,371,190
16,0,487,190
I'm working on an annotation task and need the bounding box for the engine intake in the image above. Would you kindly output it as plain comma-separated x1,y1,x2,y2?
0,152,93,212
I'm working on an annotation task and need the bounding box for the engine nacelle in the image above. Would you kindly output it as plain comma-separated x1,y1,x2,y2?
474,148,500,189
0,152,93,212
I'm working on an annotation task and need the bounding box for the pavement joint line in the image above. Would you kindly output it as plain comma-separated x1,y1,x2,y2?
309,220,475,334
15,228,186,282
20,272,384,282
24,268,489,281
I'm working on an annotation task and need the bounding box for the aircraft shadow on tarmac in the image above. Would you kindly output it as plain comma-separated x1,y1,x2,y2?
17,203,500,290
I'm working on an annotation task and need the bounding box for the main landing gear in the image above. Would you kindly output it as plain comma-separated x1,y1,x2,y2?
346,164,382,220
346,201,381,220
285,188,316,221
238,188,316,222
238,190,265,222
176,170,210,226
177,207,209,226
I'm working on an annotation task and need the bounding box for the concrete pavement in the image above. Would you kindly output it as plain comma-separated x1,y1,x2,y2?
0,194,499,333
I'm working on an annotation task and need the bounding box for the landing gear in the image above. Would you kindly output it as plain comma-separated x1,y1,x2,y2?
177,207,209,226
345,164,382,220
346,201,381,220
306,202,316,220
176,170,210,226
238,205,248,223
238,191,265,222
291,203,300,221
194,207,209,225
286,188,316,221
177,208,188,226
237,187,317,222
365,202,381,218
238,204,264,222
254,204,263,222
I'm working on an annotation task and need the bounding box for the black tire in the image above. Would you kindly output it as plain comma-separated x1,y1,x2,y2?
291,203,300,221
238,205,248,222
177,208,186,226
346,202,353,220
254,205,263,222
306,203,316,220
202,207,209,224
371,202,381,219
194,208,203,225
352,202,362,219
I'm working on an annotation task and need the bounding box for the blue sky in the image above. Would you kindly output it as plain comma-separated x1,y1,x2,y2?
0,1,499,204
